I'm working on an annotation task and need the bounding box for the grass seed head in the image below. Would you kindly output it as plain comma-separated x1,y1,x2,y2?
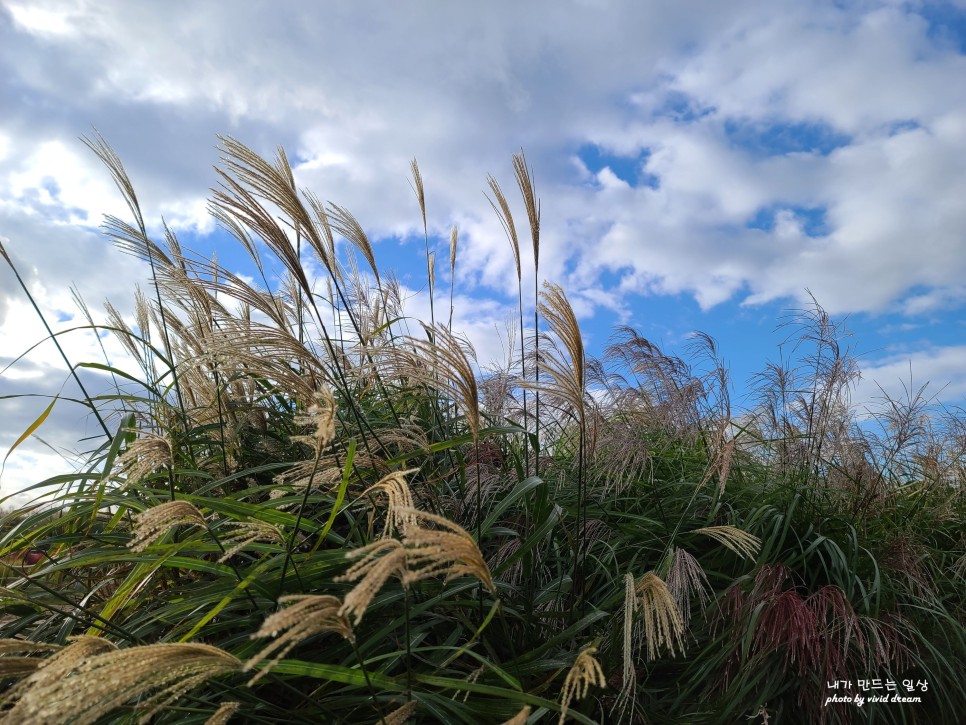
5,642,240,725
400,508,495,593
246,595,352,684
636,571,686,661
692,525,761,561
337,538,409,626
558,645,606,725
129,500,207,552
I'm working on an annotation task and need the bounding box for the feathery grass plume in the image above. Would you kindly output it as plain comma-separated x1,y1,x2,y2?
328,202,381,287
485,173,529,474
114,431,175,488
217,521,285,563
537,282,585,428
3,637,117,707
337,538,409,626
410,158,434,331
448,224,460,329
635,572,686,661
0,657,44,678
5,642,241,725
501,706,531,725
401,323,481,443
291,387,337,454
128,500,206,552
383,699,418,724
512,151,540,273
513,150,541,475
691,525,761,561
537,281,588,602
245,595,352,684
364,469,419,537
0,640,61,656
205,701,240,725
0,639,60,679
614,573,637,721
558,645,605,725
665,547,711,630
399,508,495,593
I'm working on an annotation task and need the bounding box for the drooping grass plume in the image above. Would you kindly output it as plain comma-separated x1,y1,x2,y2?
635,571,686,661
0,640,61,678
291,387,337,455
691,525,762,561
364,469,419,537
4,642,241,725
246,595,353,684
665,547,711,630
216,521,285,563
399,508,495,593
337,538,409,626
128,500,206,552
113,430,175,488
558,644,606,725
2,637,118,708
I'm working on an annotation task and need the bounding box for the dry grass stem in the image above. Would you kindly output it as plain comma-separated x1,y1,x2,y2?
383,699,418,724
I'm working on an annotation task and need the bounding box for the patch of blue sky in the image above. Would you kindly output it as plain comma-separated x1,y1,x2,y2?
651,90,716,123
746,205,829,237
576,143,660,189
724,119,851,158
886,119,921,136
917,2,966,54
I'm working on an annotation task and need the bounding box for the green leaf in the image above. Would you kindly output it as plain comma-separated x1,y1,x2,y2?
3,398,56,468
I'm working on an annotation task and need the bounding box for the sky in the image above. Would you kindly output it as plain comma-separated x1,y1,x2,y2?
3,0,966,504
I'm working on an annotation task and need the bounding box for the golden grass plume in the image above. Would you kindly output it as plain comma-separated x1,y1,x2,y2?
558,644,606,725
128,500,206,552
635,571,686,661
4,642,240,725
246,594,352,684
691,525,761,561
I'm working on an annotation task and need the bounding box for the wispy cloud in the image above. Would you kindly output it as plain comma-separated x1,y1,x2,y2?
3,0,966,500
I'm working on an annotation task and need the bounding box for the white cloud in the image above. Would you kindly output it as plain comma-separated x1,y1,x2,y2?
3,0,966,499
856,345,966,409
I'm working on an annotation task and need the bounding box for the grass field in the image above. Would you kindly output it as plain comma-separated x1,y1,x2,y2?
0,136,963,724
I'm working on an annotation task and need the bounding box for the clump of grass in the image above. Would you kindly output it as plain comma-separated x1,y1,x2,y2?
0,135,962,724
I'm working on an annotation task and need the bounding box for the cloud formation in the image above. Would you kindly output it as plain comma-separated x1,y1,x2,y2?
3,0,966,499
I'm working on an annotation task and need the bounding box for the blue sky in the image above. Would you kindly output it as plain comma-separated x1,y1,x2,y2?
2,0,966,502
